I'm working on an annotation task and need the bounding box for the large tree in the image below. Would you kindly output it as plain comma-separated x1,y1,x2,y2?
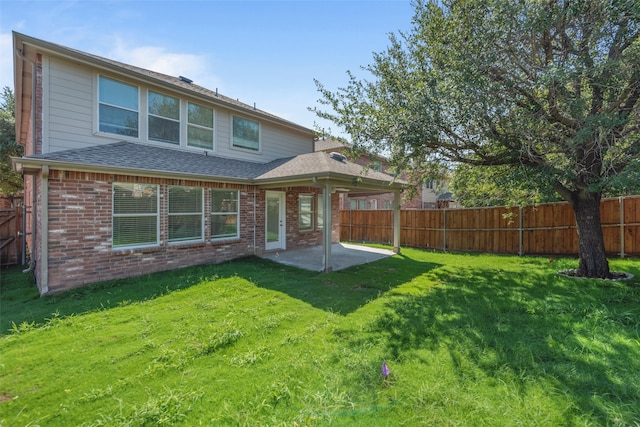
1,86,24,196
314,0,640,278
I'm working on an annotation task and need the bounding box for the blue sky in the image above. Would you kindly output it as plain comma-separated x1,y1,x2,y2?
1,0,414,137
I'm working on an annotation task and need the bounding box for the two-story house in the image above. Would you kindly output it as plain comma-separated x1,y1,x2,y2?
11,32,403,295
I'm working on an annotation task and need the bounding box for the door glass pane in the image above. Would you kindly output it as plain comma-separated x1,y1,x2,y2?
267,196,280,243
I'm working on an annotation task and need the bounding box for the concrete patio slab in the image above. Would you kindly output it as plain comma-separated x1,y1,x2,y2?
261,243,395,272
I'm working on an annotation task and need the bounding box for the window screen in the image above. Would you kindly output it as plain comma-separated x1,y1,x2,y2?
148,91,180,144
112,183,158,248
298,194,314,231
168,186,203,242
211,189,239,239
99,76,139,137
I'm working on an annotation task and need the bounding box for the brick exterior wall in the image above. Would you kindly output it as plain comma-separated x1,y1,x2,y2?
40,171,340,293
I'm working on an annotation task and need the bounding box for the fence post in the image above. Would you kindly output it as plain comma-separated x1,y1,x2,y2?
443,208,447,252
349,208,352,242
620,196,625,259
519,206,523,256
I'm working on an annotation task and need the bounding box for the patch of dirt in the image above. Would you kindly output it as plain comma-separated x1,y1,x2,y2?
0,392,14,403
352,285,377,290
557,270,634,281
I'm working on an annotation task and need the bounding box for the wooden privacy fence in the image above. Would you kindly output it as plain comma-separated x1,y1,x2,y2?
340,195,640,257
0,206,24,266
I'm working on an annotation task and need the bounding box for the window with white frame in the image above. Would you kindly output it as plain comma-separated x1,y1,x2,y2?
168,186,203,243
188,102,214,150
99,76,139,137
148,90,180,144
299,194,314,231
112,183,158,248
317,194,324,229
232,116,260,151
211,189,239,239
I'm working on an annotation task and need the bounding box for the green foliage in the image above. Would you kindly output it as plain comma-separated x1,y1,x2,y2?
0,86,23,196
314,0,639,276
451,164,562,207
315,0,640,198
1,251,639,425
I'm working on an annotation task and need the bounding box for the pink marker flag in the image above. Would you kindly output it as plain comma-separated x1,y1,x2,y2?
381,360,390,378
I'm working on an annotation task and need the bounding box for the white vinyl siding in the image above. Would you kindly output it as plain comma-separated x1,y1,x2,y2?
112,183,159,248
42,56,314,158
168,186,203,243
211,189,239,239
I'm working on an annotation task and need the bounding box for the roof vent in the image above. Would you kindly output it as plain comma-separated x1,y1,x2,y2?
179,76,193,84
330,152,347,162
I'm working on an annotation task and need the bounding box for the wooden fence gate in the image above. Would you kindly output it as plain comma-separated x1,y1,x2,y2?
0,207,24,266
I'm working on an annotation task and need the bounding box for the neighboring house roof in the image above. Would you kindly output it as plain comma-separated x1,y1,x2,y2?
314,139,349,152
14,141,405,189
437,191,454,201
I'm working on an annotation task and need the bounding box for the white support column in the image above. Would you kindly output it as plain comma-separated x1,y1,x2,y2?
40,166,49,294
393,189,401,254
323,181,333,272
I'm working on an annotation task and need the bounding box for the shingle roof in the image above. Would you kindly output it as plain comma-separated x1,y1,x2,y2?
27,141,272,181
258,151,400,185
20,142,403,188
314,139,349,152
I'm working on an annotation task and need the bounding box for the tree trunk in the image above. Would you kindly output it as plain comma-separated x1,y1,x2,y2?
570,191,611,278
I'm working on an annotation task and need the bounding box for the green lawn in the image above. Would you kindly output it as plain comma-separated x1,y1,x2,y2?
1,249,639,426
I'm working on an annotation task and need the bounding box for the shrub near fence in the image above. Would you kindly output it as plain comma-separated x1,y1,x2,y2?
340,195,640,257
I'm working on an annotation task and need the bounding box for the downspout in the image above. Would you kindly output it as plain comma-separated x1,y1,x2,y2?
16,48,38,275
40,165,49,294
253,187,257,255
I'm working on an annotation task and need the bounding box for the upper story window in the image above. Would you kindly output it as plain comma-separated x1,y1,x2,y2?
99,76,139,137
232,116,260,151
112,183,158,248
188,102,214,150
148,91,180,144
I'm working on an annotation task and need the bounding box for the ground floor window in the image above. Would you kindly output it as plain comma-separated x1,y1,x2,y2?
168,186,203,243
211,189,239,239
317,194,324,229
299,194,314,231
112,183,159,248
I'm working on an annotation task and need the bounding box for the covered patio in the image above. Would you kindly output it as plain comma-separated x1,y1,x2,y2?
256,151,405,272
261,242,396,272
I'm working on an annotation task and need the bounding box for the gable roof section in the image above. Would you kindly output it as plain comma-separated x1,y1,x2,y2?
14,142,404,189
13,32,314,137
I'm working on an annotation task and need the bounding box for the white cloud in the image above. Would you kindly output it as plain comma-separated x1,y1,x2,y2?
106,37,223,92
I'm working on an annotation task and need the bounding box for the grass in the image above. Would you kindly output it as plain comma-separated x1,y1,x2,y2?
1,248,639,426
